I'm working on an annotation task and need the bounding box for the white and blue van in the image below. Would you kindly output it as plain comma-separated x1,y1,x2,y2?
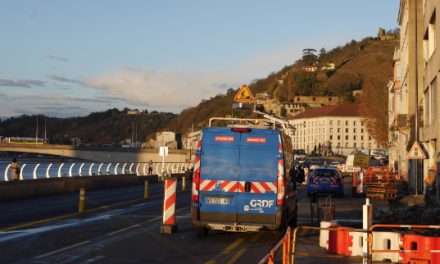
191,120,298,236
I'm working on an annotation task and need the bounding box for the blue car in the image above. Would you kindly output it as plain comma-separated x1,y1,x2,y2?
307,167,344,197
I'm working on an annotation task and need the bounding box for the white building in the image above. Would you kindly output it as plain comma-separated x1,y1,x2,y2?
288,104,380,156
155,131,177,149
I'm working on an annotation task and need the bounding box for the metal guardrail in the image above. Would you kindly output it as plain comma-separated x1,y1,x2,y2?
2,161,193,182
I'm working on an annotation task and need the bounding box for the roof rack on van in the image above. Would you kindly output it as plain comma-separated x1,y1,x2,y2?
208,117,275,129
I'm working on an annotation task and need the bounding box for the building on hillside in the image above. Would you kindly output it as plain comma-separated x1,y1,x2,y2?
292,96,341,108
303,65,318,72
321,62,335,71
155,131,177,149
282,102,310,117
389,0,424,194
420,0,439,188
288,104,380,156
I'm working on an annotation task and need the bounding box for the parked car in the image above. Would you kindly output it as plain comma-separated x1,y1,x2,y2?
307,167,344,197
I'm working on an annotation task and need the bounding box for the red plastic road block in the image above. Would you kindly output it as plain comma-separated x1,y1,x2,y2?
400,234,440,264
160,178,177,234
328,225,353,256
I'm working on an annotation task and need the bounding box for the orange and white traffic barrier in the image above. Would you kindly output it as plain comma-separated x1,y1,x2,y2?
371,231,401,262
160,178,178,234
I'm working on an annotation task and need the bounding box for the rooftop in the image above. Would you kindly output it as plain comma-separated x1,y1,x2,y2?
288,104,362,120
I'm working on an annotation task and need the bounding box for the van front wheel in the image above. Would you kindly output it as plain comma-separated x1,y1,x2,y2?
195,226,208,237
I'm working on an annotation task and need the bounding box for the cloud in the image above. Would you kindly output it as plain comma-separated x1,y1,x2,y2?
84,67,242,111
0,79,45,88
45,54,69,62
46,74,84,85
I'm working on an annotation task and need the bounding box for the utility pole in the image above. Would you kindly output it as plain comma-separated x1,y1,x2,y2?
35,116,39,143
414,0,420,195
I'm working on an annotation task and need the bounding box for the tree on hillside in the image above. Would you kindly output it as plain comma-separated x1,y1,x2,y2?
302,48,318,65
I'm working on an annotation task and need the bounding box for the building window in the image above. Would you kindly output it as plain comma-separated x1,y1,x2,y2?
353,128,356,133
361,121,364,126
369,136,371,141
345,128,348,133
361,136,364,140
337,128,341,133
353,136,356,140
329,120,333,125
425,88,430,125
330,135,333,140
431,78,437,124
337,120,341,126
345,135,348,140
329,97,332,101
313,97,316,101
361,129,364,133
354,121,356,126
330,128,333,133
345,121,348,125
337,135,340,140
424,9,436,60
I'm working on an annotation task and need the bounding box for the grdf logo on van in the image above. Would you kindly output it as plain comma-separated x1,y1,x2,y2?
249,199,274,208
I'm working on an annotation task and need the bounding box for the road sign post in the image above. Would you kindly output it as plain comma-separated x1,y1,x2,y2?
159,146,169,179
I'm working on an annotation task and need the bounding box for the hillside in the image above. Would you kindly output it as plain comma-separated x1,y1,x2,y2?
173,36,398,146
0,109,176,145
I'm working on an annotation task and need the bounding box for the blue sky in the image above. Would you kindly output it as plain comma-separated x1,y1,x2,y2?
0,0,399,118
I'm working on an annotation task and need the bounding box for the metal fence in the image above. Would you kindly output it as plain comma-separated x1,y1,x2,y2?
1,161,193,181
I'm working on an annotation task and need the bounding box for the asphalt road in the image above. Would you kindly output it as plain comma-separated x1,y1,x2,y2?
0,179,384,263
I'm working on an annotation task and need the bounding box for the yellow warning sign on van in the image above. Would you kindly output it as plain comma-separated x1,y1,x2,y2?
234,84,254,103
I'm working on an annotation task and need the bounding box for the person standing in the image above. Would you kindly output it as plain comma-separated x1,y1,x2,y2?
10,158,20,181
424,169,437,203
148,160,153,175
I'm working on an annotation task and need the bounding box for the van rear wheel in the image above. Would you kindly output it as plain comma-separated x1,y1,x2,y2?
195,226,208,237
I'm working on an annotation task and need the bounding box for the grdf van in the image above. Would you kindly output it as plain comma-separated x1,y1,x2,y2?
191,119,298,236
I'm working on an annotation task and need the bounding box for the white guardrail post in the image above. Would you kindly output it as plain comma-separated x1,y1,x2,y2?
97,163,103,175
69,163,75,177
33,164,40,180
58,163,64,177
89,163,94,176
106,163,111,175
46,163,53,178
114,163,120,175
122,163,127,174
20,164,26,180
4,164,11,181
135,163,141,176
129,163,134,174
79,163,85,176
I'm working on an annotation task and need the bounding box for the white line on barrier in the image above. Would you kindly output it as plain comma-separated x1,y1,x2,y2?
20,164,26,180
129,163,134,174
143,163,147,176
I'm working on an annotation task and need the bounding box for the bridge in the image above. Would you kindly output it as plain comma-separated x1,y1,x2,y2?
0,143,189,163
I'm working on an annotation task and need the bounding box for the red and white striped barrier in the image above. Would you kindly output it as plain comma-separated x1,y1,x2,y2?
160,178,178,234
199,180,277,193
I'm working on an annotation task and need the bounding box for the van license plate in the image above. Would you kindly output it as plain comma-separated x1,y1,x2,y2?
206,197,230,205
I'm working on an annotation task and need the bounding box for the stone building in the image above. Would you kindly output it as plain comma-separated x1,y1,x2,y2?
288,104,380,156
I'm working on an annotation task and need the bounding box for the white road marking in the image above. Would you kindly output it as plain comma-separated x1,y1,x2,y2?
34,240,91,259
106,224,140,236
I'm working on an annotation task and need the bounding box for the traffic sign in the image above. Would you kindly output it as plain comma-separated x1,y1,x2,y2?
407,141,426,159
353,155,370,168
234,84,254,103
